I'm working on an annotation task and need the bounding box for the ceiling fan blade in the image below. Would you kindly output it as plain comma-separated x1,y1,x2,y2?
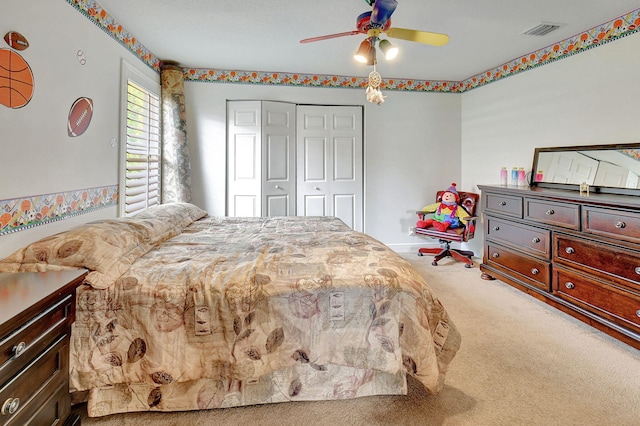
385,27,450,46
299,30,362,43
371,0,398,26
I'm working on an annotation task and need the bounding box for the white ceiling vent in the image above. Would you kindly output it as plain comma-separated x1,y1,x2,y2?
522,22,563,36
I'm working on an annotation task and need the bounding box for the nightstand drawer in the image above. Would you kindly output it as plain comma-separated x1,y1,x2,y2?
0,295,73,381
525,198,580,230
0,335,68,426
486,216,550,259
484,193,522,217
485,242,551,291
554,266,640,333
6,382,71,426
583,206,640,244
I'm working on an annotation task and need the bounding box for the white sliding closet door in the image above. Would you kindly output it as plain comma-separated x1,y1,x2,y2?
296,105,363,231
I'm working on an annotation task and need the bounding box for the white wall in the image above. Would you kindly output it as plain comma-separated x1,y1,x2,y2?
184,83,462,250
461,32,640,257
0,1,159,258
462,33,640,189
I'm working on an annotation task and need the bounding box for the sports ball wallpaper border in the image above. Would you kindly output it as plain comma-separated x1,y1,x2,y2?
0,185,118,236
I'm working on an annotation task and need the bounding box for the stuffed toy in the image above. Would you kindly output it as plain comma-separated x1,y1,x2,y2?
416,183,470,232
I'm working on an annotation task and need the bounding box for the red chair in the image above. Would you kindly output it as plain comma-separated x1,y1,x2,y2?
414,190,479,268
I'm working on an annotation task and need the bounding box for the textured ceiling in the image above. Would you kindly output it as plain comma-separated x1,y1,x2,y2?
96,0,639,81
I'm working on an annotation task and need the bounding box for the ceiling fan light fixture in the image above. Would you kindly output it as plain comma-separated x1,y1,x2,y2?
378,39,398,60
354,40,371,63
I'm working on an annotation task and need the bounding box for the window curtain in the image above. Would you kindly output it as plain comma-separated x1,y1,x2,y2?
160,62,192,203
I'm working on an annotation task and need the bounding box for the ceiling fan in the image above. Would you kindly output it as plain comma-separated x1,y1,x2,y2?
299,0,449,64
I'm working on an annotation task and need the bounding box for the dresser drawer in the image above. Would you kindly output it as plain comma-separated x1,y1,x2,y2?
484,193,522,218
0,335,68,426
554,266,640,333
0,295,73,382
553,234,640,291
485,243,551,291
486,216,551,259
525,198,580,230
583,206,640,244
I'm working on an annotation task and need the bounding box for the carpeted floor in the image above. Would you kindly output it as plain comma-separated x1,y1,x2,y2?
73,254,640,426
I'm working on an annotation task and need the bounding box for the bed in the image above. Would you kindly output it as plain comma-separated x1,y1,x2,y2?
0,203,461,417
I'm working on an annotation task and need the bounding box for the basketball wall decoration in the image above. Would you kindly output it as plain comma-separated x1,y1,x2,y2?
67,97,94,137
3,32,29,51
0,48,34,109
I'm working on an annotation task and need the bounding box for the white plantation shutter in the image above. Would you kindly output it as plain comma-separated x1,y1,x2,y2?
125,81,161,215
119,61,161,217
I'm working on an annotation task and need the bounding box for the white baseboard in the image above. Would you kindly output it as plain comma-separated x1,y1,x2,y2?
386,242,441,253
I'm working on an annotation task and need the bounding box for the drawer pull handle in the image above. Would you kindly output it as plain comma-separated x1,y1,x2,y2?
492,253,499,258
499,201,506,206
636,310,640,318
531,237,540,243
635,267,640,275
12,342,26,358
2,398,19,416
615,221,626,229
565,247,575,254
565,282,575,290
545,209,555,215
531,268,540,275
492,226,500,231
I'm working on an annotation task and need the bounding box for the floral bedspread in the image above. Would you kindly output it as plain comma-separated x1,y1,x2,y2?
0,204,461,417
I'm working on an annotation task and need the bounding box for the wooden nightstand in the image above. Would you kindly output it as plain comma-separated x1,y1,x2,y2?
0,269,87,426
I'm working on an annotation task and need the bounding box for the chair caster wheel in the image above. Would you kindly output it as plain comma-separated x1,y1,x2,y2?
418,252,423,256
465,263,472,268
431,261,438,266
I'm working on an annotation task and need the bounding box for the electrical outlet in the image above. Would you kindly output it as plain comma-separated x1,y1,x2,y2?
408,226,415,236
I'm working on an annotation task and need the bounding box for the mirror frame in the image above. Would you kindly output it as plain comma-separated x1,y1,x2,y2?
530,142,640,196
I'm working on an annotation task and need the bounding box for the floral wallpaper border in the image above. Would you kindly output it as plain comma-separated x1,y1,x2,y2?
623,149,640,161
0,185,118,236
65,0,640,93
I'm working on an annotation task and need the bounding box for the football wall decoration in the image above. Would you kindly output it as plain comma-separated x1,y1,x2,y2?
67,96,93,137
3,31,29,50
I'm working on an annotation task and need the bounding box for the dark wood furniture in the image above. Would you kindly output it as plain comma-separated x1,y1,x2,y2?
415,190,479,267
0,270,86,426
479,184,640,350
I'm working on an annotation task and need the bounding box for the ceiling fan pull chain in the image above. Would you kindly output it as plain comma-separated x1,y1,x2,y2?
366,67,386,105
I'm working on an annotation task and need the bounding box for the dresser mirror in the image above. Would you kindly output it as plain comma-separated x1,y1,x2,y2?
531,143,640,195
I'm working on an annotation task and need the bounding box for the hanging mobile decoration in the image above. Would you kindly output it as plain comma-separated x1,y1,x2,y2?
365,65,386,105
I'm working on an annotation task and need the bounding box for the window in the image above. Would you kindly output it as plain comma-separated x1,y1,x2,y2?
119,61,161,216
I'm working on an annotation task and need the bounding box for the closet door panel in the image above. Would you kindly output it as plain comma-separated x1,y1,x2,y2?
262,101,296,216
227,101,262,216
297,106,363,231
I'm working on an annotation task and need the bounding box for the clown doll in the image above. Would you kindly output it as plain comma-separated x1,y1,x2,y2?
416,183,470,232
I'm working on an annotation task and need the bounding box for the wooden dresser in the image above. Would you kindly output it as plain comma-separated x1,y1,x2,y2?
0,270,86,426
478,184,640,350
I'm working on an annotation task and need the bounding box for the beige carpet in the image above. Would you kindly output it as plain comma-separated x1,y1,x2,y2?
73,254,640,426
